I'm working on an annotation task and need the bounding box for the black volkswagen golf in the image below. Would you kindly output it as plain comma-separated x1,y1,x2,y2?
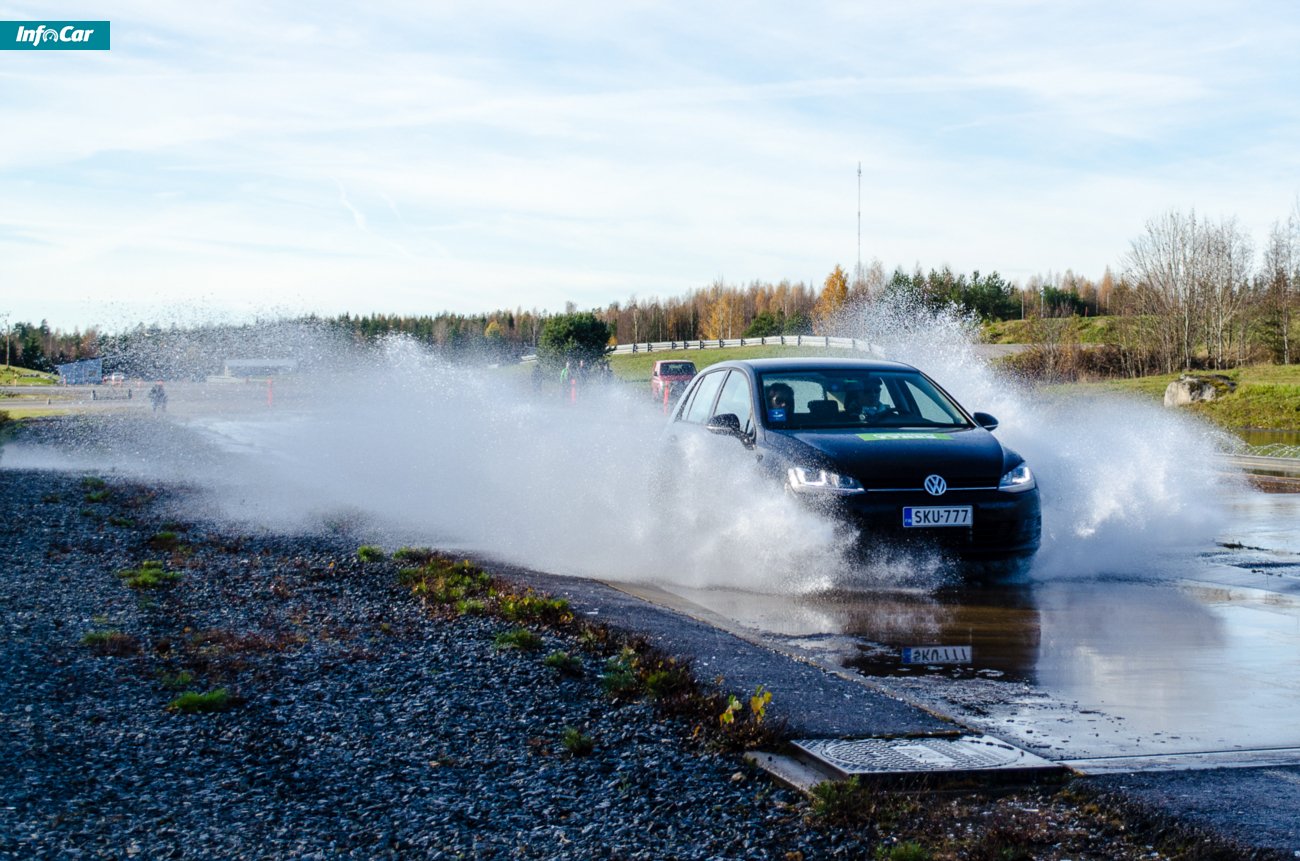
665,357,1041,562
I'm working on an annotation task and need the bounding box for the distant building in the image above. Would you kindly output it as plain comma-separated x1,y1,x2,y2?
55,358,103,385
221,359,298,378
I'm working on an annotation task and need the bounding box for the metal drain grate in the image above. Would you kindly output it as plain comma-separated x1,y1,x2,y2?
795,735,1059,777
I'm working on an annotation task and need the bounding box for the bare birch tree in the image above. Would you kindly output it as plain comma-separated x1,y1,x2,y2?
1198,217,1253,369
1261,209,1299,364
1125,210,1200,371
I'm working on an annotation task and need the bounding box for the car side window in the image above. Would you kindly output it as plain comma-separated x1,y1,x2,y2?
711,370,754,435
682,371,727,424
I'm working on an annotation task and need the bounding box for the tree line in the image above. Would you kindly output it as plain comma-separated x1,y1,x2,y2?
6,205,1298,379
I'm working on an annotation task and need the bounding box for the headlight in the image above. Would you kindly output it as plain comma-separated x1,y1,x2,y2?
787,466,864,494
999,463,1035,492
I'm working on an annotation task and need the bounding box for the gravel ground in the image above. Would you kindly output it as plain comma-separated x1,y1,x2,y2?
2,415,1285,861
0,466,876,860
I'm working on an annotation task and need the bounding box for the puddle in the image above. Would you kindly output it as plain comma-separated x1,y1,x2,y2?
1218,491,1300,557
658,487,1300,762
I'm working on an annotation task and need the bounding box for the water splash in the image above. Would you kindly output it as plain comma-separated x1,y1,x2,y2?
843,297,1240,577
1,307,1240,590
3,334,849,593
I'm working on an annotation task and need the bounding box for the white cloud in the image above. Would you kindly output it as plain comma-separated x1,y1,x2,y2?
2,0,1300,329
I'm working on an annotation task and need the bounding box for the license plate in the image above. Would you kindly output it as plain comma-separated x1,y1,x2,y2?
902,506,972,528
902,645,972,664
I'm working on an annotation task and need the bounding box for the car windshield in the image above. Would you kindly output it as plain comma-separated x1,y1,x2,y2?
758,369,972,430
661,362,696,375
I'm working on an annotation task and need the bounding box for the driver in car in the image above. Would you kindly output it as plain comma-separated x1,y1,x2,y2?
855,376,891,419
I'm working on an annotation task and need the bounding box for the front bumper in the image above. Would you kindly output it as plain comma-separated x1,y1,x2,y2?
828,487,1042,559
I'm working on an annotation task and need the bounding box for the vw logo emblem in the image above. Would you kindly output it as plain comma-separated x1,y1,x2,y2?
924,474,947,496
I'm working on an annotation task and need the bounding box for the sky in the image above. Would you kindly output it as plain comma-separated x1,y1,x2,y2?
2,1,1300,332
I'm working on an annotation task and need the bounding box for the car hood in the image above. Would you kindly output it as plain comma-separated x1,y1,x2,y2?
771,427,1013,488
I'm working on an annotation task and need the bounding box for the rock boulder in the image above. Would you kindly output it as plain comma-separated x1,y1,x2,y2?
1164,374,1236,407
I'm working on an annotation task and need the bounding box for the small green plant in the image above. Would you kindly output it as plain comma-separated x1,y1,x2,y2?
41,493,61,504
400,557,494,606
159,670,195,691
455,598,486,616
809,776,875,825
577,625,609,652
749,684,772,723
720,684,772,725
392,546,437,564
561,725,594,756
83,490,111,503
108,516,135,528
356,544,386,563
644,663,692,700
493,627,543,651
876,842,931,861
543,650,583,677
146,531,183,552
600,647,641,698
167,688,233,714
79,629,139,656
500,592,572,625
80,476,107,490
719,694,743,726
118,560,182,589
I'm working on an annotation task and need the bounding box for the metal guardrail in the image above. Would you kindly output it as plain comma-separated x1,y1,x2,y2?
521,335,884,363
1222,454,1300,476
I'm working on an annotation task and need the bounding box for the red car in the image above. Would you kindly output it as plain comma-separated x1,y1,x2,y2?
650,360,697,402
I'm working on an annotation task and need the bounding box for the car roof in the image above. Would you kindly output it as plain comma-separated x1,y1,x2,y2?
702,356,918,373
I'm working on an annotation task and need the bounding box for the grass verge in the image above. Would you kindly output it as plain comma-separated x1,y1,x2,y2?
1065,364,1300,431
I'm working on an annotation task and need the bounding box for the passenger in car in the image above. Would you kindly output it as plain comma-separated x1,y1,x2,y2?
766,383,794,411
765,383,795,422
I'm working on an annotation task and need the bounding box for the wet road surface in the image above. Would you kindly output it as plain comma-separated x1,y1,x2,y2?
650,487,1300,773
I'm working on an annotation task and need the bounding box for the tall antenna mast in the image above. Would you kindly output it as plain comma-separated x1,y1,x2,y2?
856,162,862,284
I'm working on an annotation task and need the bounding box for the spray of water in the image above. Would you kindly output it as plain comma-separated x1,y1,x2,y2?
845,298,1241,577
1,307,1240,591
3,330,846,592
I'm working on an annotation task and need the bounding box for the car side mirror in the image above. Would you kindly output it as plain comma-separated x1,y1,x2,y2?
706,413,744,437
972,412,999,431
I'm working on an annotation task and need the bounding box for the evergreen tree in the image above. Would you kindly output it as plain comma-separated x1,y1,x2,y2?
537,312,611,373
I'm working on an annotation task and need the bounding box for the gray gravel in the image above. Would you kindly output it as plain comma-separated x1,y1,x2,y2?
0,466,876,860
